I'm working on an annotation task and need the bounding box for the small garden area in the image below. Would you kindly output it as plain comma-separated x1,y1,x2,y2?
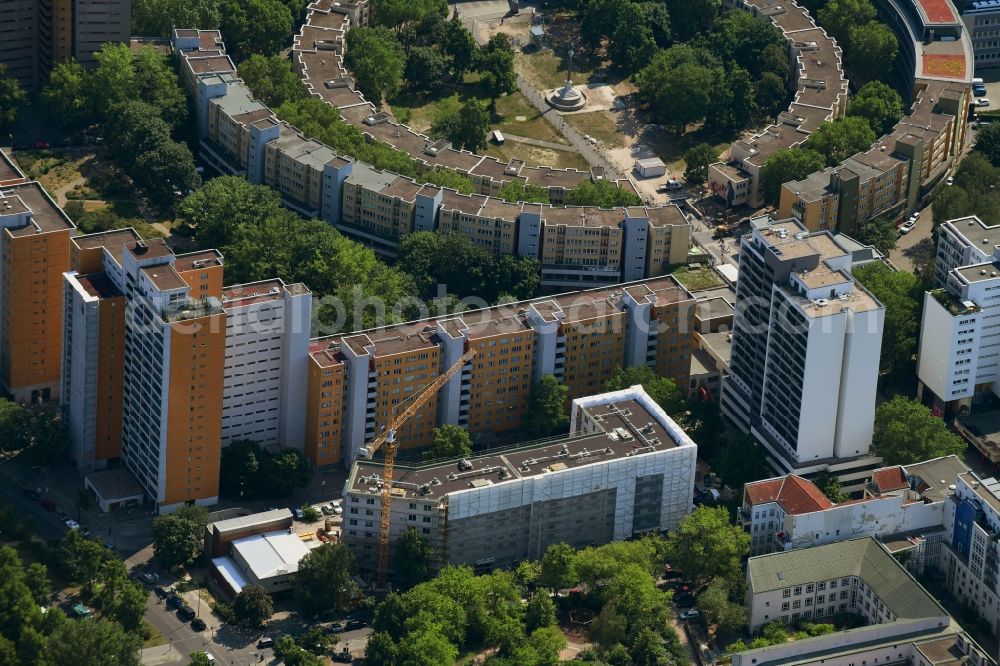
670,264,723,292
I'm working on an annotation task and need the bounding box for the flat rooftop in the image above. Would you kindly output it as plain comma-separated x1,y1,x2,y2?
350,397,686,499
223,279,288,307
141,265,188,292
0,150,24,182
75,272,122,299
72,228,142,266
231,530,311,579
0,182,75,236
175,249,223,272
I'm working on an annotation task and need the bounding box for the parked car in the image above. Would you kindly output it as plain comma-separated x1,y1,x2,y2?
166,594,183,609
979,98,992,107
257,637,275,649
72,603,92,619
178,605,196,622
64,519,80,530
191,617,207,631
22,488,41,501
345,618,366,630
293,507,305,520
332,504,343,515
154,585,170,599
33,141,50,149
140,573,159,584
947,176,955,185
332,648,353,663
674,592,695,608
39,499,56,512
679,609,701,621
327,622,347,634
321,504,335,516
899,217,918,234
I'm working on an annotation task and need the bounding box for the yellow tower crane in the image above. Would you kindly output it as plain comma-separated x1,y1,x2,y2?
357,348,476,588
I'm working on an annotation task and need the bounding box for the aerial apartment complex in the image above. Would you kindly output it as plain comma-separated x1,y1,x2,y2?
735,538,993,666
306,277,698,469
172,18,694,291
0,0,131,93
58,229,697,512
341,385,698,575
61,229,312,511
720,217,885,488
708,0,971,238
918,215,1000,416
0,151,75,404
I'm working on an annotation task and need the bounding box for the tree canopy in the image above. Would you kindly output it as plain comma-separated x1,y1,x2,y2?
873,397,966,465
152,507,207,568
604,366,685,415
761,148,826,206
132,0,221,37
295,543,357,617
853,262,922,381
232,585,274,628
684,143,718,185
430,99,490,152
933,153,1000,228
975,123,1000,167
848,81,904,136
393,528,437,589
525,376,569,437
854,216,898,255
667,506,750,583
218,0,293,60
805,116,878,166
345,25,406,103
0,64,25,128
423,425,473,462
238,54,306,108
564,180,643,207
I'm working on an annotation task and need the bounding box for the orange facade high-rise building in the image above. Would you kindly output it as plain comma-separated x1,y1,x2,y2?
0,162,75,404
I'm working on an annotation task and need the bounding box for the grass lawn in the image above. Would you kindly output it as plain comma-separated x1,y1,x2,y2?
493,92,569,146
564,111,626,149
485,142,589,170
13,149,93,192
516,49,596,91
142,621,168,648
670,265,723,291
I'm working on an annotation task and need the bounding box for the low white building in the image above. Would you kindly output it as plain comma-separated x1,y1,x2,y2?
738,538,992,666
212,530,311,596
342,385,697,575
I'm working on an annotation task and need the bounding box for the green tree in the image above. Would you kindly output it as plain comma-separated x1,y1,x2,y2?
609,14,658,75
564,180,643,207
424,168,477,193
132,0,221,37
493,254,541,301
395,625,458,666
697,577,746,631
671,0,722,40
219,439,262,498
259,448,313,498
374,0,447,29
814,471,849,503
707,66,755,132
430,99,490,152
636,55,713,132
345,25,406,103
525,375,569,437
405,47,447,91
238,54,306,107
87,44,136,116
497,181,550,204
684,143,718,185
605,366,685,415
189,652,212,666
476,35,517,104
47,616,142,666
817,0,877,45
41,60,93,127
443,21,476,80
24,562,50,606
667,506,749,583
233,584,274,628
873,396,967,465
975,123,1000,167
709,432,773,489
848,81,904,136
104,100,172,169
539,542,577,590
393,528,436,589
0,64,25,127
805,116,877,166
365,631,398,666
92,560,146,632
853,262,921,379
423,425,472,461
525,591,557,632
854,216,898,255
847,23,899,85
151,513,204,568
132,47,189,130
754,71,788,119
0,399,29,452
135,139,202,206
58,530,114,588
295,542,357,617
761,147,825,206
218,0,294,60
398,230,493,300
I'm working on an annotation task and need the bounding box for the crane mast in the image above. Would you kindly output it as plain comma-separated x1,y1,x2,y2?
357,349,476,588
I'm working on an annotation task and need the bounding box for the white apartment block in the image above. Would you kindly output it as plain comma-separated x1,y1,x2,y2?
919,215,1000,415
720,217,885,488
342,385,697,575
221,280,312,449
741,456,968,564
737,538,991,666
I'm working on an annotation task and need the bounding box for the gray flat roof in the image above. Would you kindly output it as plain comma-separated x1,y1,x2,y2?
209,508,293,534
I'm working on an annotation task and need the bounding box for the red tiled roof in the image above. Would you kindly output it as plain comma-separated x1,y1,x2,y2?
872,466,909,493
745,475,833,515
